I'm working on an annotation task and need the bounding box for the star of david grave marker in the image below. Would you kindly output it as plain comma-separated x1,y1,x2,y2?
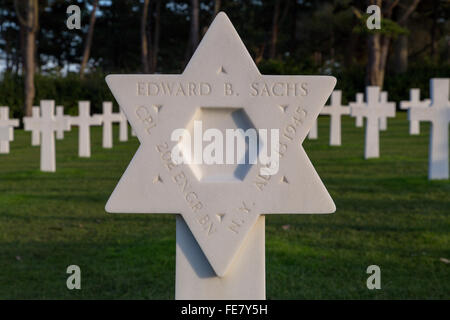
320,90,350,146
105,13,336,299
409,78,450,180
0,107,19,154
400,88,430,135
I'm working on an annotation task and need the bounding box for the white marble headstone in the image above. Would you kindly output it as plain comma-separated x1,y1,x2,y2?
54,106,72,140
104,12,336,299
36,100,67,172
0,107,19,154
378,91,396,131
350,86,396,159
409,78,450,180
23,106,41,146
320,90,350,146
400,88,430,135
70,101,102,157
349,93,364,127
96,102,123,148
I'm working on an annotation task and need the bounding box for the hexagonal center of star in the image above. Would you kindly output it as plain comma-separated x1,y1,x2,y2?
177,107,258,182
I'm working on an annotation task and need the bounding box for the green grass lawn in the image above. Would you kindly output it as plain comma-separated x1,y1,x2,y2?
0,112,449,299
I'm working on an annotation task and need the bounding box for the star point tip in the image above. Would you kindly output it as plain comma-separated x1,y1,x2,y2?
324,200,336,214
216,11,229,19
105,201,114,213
104,74,115,84
211,11,232,27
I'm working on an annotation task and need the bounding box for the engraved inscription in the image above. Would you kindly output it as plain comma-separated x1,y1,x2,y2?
156,142,217,236
135,81,309,98
224,83,236,96
227,201,254,234
229,220,241,234
250,82,308,97
136,105,157,135
254,171,271,191
137,81,212,96
253,105,307,191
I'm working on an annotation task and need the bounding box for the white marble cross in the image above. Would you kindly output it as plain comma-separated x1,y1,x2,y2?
118,110,129,142
350,86,396,159
0,107,19,154
400,88,430,135
33,100,68,172
54,106,71,140
320,90,350,146
409,78,450,180
349,93,364,127
96,102,123,148
23,106,41,146
378,91,396,131
70,101,102,157
105,13,336,299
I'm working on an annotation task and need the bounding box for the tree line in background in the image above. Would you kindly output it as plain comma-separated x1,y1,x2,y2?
0,0,449,118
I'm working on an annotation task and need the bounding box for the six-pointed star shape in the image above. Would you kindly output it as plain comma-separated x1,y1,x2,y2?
105,12,336,277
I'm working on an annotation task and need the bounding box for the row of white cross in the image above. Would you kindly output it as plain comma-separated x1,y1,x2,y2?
0,79,449,179
309,86,431,143
309,88,395,144
304,79,449,180
0,101,136,171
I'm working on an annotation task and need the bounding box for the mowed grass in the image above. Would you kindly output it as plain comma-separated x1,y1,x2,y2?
0,112,449,299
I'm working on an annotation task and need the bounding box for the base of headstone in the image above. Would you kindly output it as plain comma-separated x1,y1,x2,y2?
175,215,265,300
119,124,128,142
429,124,449,180
330,117,341,146
0,141,9,153
102,125,113,149
41,137,56,172
31,132,40,146
379,117,387,131
355,117,363,127
410,120,420,135
79,129,91,158
364,119,379,159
